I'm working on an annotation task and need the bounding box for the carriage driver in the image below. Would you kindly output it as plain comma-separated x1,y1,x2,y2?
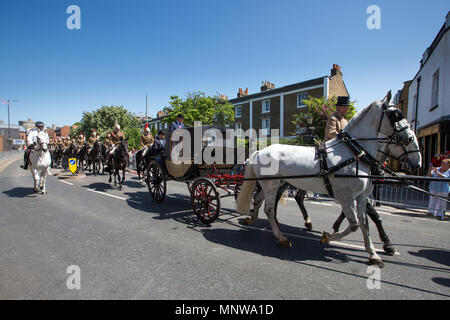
324,96,350,143
22,121,49,170
140,125,154,157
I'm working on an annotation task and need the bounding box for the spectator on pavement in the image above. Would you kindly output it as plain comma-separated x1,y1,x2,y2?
427,158,450,220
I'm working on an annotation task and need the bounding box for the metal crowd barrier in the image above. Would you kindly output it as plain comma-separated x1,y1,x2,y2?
374,180,448,210
0,150,24,165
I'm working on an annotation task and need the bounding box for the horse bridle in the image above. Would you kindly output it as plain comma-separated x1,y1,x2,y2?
376,102,411,147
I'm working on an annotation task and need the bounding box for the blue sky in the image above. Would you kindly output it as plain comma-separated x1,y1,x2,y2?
0,0,448,127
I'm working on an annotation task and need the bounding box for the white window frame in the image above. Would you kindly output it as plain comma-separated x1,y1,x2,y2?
297,92,308,108
262,100,270,113
431,70,439,109
235,106,242,118
235,122,242,137
261,118,270,136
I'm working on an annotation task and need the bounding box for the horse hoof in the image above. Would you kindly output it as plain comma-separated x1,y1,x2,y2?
368,258,385,268
320,232,330,245
305,222,313,231
278,239,292,248
33,188,40,193
242,217,254,226
41,191,47,195
383,244,396,256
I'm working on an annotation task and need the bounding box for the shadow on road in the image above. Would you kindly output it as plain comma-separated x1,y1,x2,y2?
2,187,37,198
432,277,450,287
82,182,113,192
409,249,450,267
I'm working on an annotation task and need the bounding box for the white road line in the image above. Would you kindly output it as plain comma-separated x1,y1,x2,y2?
87,189,128,201
59,180,74,186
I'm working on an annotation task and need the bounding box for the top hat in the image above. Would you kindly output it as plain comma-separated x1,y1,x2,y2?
177,114,184,119
336,96,351,107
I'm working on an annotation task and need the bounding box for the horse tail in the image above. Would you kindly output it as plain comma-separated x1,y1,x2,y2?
236,156,257,215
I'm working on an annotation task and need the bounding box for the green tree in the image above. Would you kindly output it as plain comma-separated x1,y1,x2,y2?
292,96,357,142
163,92,235,127
151,124,157,136
75,105,142,149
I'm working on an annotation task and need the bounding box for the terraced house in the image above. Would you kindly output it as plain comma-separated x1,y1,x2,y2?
230,64,349,138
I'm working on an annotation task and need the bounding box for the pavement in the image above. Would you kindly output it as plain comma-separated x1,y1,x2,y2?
0,159,449,299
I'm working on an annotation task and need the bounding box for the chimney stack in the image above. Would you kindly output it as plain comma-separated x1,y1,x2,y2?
331,64,342,77
245,88,248,95
237,88,245,98
261,81,275,92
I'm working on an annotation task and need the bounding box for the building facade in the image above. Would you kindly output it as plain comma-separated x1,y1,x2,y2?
229,64,349,138
407,11,450,171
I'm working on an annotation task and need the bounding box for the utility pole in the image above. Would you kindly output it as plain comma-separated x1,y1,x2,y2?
2,99,18,151
145,94,148,124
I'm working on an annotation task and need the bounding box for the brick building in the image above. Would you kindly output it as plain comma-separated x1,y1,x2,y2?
229,64,349,138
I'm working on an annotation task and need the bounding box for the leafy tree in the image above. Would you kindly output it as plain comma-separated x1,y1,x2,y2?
163,92,235,127
73,105,142,149
292,96,357,142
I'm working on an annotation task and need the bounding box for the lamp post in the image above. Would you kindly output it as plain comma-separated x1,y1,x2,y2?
1,99,19,151
306,115,313,144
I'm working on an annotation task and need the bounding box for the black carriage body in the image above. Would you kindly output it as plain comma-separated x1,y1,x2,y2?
145,126,247,223
162,125,246,181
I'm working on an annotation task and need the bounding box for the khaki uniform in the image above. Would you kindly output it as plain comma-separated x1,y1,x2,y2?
141,133,154,149
88,132,99,146
324,111,348,142
110,130,124,145
104,136,113,148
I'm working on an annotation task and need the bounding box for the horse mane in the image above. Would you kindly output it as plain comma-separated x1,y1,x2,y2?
344,101,381,132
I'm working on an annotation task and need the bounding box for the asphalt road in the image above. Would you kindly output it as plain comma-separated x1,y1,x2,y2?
0,160,449,299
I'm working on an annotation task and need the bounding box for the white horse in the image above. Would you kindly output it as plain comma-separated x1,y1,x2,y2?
29,133,52,194
236,92,419,267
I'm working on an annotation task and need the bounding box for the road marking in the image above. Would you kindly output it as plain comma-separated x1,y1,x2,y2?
87,189,128,201
60,180,74,186
0,156,22,173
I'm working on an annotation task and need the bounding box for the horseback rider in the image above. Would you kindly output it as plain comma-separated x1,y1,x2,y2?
87,128,99,155
106,124,125,163
141,125,154,157
22,121,49,170
104,132,113,149
77,133,86,146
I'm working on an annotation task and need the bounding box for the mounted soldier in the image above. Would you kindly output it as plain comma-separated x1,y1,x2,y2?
77,133,86,146
22,121,49,170
106,123,125,164
104,132,113,149
140,125,154,157
87,128,99,156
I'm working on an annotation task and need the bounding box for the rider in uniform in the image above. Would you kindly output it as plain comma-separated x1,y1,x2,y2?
140,126,154,157
87,128,99,155
106,124,125,163
104,132,113,149
22,121,49,170
77,133,86,146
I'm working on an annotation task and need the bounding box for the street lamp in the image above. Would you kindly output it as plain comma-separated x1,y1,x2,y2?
306,115,313,144
1,99,19,151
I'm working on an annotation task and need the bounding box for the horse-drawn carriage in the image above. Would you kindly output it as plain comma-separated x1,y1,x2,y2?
145,126,247,224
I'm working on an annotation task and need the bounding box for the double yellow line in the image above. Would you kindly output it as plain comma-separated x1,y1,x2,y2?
0,156,22,173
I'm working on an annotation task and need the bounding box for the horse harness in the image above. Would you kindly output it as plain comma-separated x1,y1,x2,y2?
317,104,411,197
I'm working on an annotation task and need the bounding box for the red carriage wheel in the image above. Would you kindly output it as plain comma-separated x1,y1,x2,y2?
191,178,221,224
146,160,167,203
